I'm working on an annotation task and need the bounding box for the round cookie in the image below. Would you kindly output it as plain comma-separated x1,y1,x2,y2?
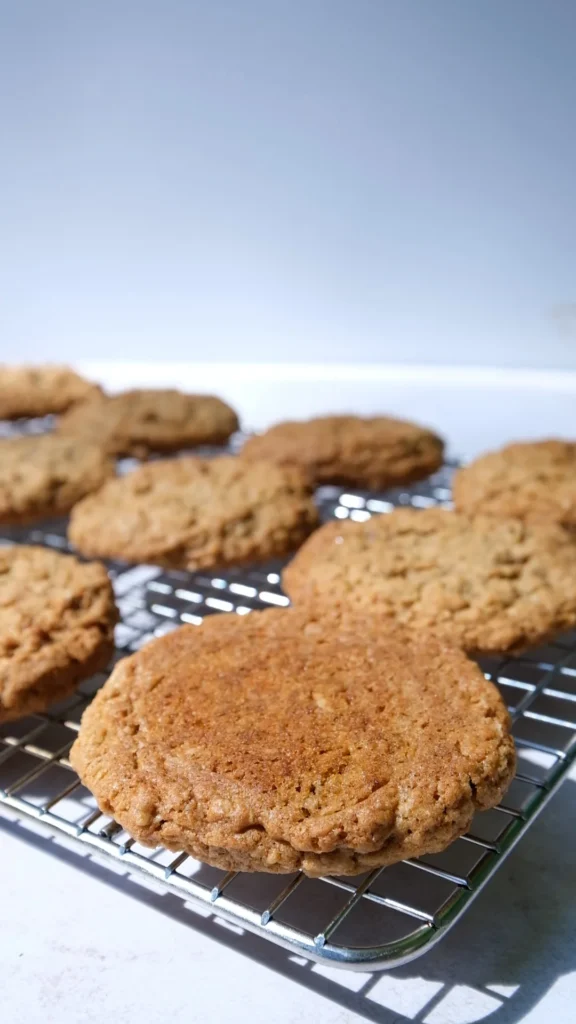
0,364,101,419
0,545,117,723
283,508,576,654
241,414,444,489
453,439,576,530
69,456,319,569
58,388,239,457
0,434,115,525
70,609,515,877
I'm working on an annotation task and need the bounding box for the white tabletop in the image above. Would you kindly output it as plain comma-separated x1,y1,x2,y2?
1,768,575,1024
1,363,575,1024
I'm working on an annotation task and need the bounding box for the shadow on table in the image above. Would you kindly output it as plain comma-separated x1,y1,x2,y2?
1,776,575,1024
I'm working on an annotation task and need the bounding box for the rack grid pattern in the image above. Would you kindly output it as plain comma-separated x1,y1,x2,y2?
0,424,575,970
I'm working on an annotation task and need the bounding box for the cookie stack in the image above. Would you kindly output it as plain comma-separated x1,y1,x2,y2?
2,361,575,879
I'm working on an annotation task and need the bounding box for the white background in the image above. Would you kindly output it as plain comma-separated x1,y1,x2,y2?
1,767,575,1024
1,1,576,367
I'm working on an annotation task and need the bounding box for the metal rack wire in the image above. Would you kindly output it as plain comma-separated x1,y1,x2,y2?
0,424,575,971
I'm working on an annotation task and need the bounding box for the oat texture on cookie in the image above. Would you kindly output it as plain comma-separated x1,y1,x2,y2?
453,439,576,530
0,545,117,722
69,455,318,569
283,508,576,654
70,609,515,876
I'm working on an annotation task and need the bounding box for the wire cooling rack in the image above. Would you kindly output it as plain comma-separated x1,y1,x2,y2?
0,425,575,971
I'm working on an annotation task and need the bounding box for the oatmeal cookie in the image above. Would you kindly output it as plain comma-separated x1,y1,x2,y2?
69,456,318,569
241,415,444,489
283,508,576,653
0,545,117,722
70,609,514,876
453,440,576,530
58,388,239,457
0,434,114,525
0,365,100,419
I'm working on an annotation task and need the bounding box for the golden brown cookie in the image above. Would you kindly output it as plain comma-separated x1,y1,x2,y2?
0,365,101,419
0,545,117,723
69,456,318,569
58,388,239,457
241,414,444,489
0,435,114,525
70,609,514,876
453,440,576,530
283,508,576,654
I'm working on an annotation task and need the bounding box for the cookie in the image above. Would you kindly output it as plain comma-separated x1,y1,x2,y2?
69,455,318,569
0,545,117,723
0,365,101,419
0,434,114,525
241,414,444,489
453,439,576,530
283,508,576,654
58,388,239,457
70,609,514,876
